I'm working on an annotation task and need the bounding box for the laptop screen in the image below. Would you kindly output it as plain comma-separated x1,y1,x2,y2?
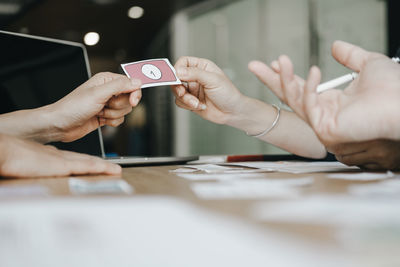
0,31,103,156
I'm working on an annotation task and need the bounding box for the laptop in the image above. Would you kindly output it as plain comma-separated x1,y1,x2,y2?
0,30,197,166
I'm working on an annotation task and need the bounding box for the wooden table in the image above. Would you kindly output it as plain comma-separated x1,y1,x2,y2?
0,165,376,237
1,164,399,266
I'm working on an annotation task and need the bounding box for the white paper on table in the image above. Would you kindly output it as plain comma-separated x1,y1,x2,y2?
251,195,400,227
229,177,314,187
224,161,359,174
183,164,244,173
69,178,134,195
327,171,394,181
177,172,273,181
170,168,198,173
190,177,313,200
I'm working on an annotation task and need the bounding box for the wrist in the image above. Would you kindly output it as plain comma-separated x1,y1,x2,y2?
32,104,65,143
225,96,278,136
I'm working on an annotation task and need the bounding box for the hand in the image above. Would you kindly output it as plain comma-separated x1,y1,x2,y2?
0,134,121,178
272,41,400,146
172,57,327,158
48,72,142,142
329,140,400,171
248,59,305,101
171,56,246,125
250,59,400,170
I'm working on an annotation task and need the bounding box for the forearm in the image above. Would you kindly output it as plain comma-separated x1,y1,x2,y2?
0,134,6,171
226,96,327,158
0,105,62,144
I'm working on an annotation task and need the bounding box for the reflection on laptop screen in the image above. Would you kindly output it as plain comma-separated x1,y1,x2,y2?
0,31,102,156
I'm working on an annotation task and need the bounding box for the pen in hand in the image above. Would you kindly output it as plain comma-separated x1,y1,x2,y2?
317,56,400,93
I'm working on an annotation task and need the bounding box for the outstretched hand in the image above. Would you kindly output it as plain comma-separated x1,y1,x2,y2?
50,72,142,142
264,41,400,146
171,56,246,125
0,134,121,178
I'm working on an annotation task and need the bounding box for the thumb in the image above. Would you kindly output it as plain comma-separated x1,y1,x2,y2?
94,76,142,102
176,67,222,89
331,40,372,72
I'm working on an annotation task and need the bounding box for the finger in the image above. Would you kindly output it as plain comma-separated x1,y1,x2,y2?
94,76,142,102
176,67,222,89
98,117,106,127
178,93,205,110
85,72,127,87
328,142,369,156
129,89,142,107
175,56,202,68
268,61,305,86
61,151,122,175
171,85,187,98
248,60,285,100
279,55,307,119
100,106,132,120
104,117,125,127
70,158,122,175
175,56,222,74
188,81,201,99
337,151,374,167
359,163,383,171
175,98,195,111
271,60,280,72
106,94,130,109
303,66,322,125
331,40,373,72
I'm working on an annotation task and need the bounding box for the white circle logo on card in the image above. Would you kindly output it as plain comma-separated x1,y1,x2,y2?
141,64,162,80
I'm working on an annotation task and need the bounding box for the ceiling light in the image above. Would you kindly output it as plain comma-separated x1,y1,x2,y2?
84,32,100,46
128,6,144,19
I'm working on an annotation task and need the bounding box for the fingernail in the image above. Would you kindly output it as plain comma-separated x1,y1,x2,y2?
200,104,207,110
134,97,141,106
190,99,199,109
130,78,142,88
131,98,139,106
178,87,185,97
177,68,187,76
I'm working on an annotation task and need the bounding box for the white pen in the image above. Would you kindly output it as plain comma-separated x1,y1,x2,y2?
317,57,400,93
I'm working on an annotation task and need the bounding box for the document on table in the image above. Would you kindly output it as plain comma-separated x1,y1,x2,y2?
251,195,400,227
224,161,359,174
327,171,395,181
68,178,134,195
191,177,313,200
174,161,357,176
174,164,244,173
177,172,275,181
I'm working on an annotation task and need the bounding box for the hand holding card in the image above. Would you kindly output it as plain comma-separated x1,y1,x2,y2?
121,58,181,89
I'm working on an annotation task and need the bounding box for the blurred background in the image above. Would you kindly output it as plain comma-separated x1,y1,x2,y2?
1,0,399,157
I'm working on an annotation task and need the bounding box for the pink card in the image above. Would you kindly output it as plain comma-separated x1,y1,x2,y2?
121,58,182,89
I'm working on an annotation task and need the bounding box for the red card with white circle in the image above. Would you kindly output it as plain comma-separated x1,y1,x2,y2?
121,58,181,89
